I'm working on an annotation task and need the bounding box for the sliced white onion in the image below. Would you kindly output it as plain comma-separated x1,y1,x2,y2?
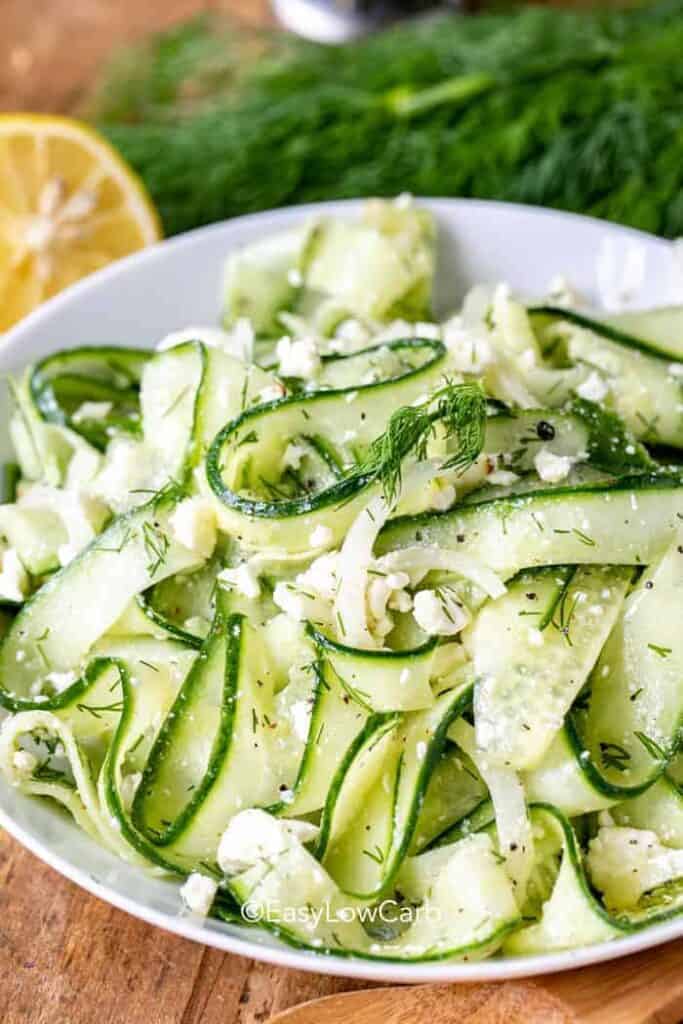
450,718,534,906
376,546,506,600
334,463,437,649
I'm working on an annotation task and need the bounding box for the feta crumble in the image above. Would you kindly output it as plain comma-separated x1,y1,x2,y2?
289,700,312,742
276,336,321,380
12,750,38,777
576,371,609,403
217,810,318,877
413,589,468,636
310,524,334,549
0,548,29,604
428,482,456,512
217,562,261,600
46,670,78,693
534,448,574,484
180,872,218,916
157,321,254,363
169,498,217,560
283,443,307,470
258,383,287,404
71,401,113,424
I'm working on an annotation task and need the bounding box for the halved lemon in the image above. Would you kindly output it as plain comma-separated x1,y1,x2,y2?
0,114,162,331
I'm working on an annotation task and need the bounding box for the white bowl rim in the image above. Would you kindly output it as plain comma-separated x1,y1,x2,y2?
0,197,680,983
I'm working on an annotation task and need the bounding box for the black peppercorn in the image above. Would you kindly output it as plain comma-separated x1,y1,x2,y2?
536,420,556,441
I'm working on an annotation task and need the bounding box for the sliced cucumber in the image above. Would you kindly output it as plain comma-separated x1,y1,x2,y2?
318,682,471,897
30,346,149,450
472,565,630,771
311,627,437,712
206,339,449,552
0,489,201,709
223,808,519,961
380,473,683,579
574,534,683,795
531,305,683,362
530,306,683,448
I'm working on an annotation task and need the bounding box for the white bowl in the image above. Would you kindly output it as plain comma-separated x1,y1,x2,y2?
1,199,681,983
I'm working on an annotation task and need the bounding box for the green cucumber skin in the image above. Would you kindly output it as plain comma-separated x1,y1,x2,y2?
379,472,683,571
30,346,150,450
132,596,240,846
206,337,445,520
318,683,474,900
530,306,680,362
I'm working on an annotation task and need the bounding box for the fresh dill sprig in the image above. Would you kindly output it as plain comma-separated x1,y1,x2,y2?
633,731,668,762
600,741,631,773
142,521,170,578
356,380,486,505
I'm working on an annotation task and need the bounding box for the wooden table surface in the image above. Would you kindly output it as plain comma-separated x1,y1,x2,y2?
0,3,681,1023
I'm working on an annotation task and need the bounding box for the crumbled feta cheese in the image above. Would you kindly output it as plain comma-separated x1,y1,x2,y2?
276,336,321,380
46,670,78,693
217,809,288,875
169,498,217,560
289,700,312,742
12,750,38,777
546,273,580,308
297,552,339,604
0,549,28,604
88,437,162,513
367,571,411,627
394,192,414,210
272,582,309,622
534,448,574,484
217,810,318,877
416,741,427,761
287,268,304,288
119,771,142,810
180,872,218,916
258,383,286,404
413,589,468,636
429,482,456,512
329,319,370,354
487,469,519,487
72,401,113,424
576,371,609,403
217,562,261,600
374,320,441,344
284,819,319,845
310,524,334,549
527,628,544,648
668,363,683,379
157,321,254,363
283,443,307,470
442,316,495,375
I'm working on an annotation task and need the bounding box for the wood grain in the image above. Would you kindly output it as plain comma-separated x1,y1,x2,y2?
0,0,273,113
0,827,371,1024
267,941,683,1024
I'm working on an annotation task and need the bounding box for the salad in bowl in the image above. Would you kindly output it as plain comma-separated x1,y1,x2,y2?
1,198,682,965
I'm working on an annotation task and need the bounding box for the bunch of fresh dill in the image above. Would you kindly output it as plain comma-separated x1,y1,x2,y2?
90,2,683,238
